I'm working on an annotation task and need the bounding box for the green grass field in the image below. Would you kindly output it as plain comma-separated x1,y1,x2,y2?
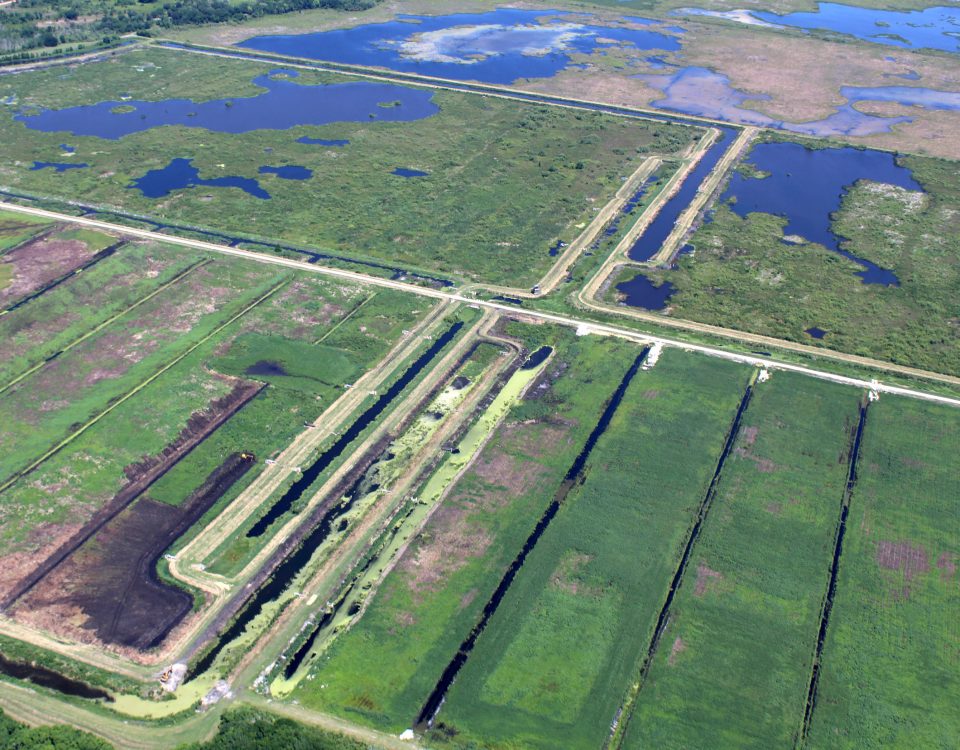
623,372,862,749
291,327,647,732
805,396,960,749
0,239,428,575
0,45,699,287
435,349,749,749
636,138,960,376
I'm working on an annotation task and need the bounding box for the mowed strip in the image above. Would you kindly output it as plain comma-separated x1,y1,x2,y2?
292,330,644,732
435,349,748,749
805,397,960,749
622,372,861,749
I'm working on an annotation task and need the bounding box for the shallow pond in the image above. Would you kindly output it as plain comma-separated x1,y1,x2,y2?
16,70,438,139
259,164,313,180
238,8,681,84
616,272,676,309
720,142,922,284
678,4,960,52
29,161,88,172
392,167,429,177
129,158,272,199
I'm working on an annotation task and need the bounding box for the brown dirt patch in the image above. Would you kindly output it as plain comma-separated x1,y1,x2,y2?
876,541,930,580
0,235,94,304
550,552,597,596
766,502,782,515
458,588,479,611
740,425,759,447
694,561,723,596
641,389,660,400
936,552,957,582
668,636,687,665
498,420,571,461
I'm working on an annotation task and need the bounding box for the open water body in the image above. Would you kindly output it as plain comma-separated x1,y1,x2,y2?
297,136,349,146
616,272,676,309
238,8,681,84
678,4,960,52
0,653,112,701
719,142,921,284
15,70,438,139
30,161,88,172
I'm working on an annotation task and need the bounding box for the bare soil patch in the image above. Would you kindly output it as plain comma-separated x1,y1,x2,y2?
935,552,956,583
694,561,723,596
668,636,687,665
12,451,257,651
0,235,94,305
876,541,930,581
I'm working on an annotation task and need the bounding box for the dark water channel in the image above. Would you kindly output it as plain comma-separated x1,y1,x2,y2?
627,126,738,262
0,653,112,702
247,321,464,537
801,403,869,739
415,349,649,730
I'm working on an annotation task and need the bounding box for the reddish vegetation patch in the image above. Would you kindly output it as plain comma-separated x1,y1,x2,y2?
740,425,759,447
0,234,94,303
551,552,597,596
641,389,660,400
753,457,777,473
669,636,687,665
765,502,783,515
936,552,957,582
458,588,479,611
0,522,84,602
498,420,571,460
694,561,723,596
876,541,930,581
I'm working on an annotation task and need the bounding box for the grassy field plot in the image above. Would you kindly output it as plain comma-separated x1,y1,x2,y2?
291,327,648,732
0,45,699,286
805,396,960,749
0,244,430,650
623,372,862,749
0,209,52,254
434,349,749,749
636,137,960,376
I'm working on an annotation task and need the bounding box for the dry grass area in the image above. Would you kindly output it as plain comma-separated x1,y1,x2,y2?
679,23,960,157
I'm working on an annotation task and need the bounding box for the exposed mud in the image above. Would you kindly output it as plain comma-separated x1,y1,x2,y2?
13,452,257,651
875,541,930,581
0,234,98,304
693,562,724,596
668,636,686,666
1,379,264,608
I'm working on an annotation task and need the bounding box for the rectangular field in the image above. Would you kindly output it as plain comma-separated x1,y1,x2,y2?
0,227,431,651
291,327,649,732
805,396,960,749
623,372,862,749
435,348,750,749
0,45,700,286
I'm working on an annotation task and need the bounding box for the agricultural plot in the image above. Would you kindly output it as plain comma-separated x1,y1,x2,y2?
0,227,430,653
290,327,650,732
631,137,960,376
623,372,862,749
805,396,960,749
0,45,700,287
434,349,749,749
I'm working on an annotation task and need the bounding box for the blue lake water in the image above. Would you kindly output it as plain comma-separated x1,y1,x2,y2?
616,272,676,309
30,161,88,172
296,136,349,146
129,158,271,199
805,327,827,339
259,165,313,180
238,8,682,84
719,142,922,285
392,167,430,177
753,4,960,53
16,71,438,140
59,144,75,154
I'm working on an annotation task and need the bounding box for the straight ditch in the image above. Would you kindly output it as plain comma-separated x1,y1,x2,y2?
414,348,650,731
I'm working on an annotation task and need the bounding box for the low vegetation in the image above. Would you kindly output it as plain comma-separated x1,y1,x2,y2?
437,349,749,749
625,372,861,749
806,396,960,748
0,46,700,286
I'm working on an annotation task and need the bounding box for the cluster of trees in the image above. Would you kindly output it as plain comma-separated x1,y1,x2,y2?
0,0,378,62
0,708,364,750
0,709,110,750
